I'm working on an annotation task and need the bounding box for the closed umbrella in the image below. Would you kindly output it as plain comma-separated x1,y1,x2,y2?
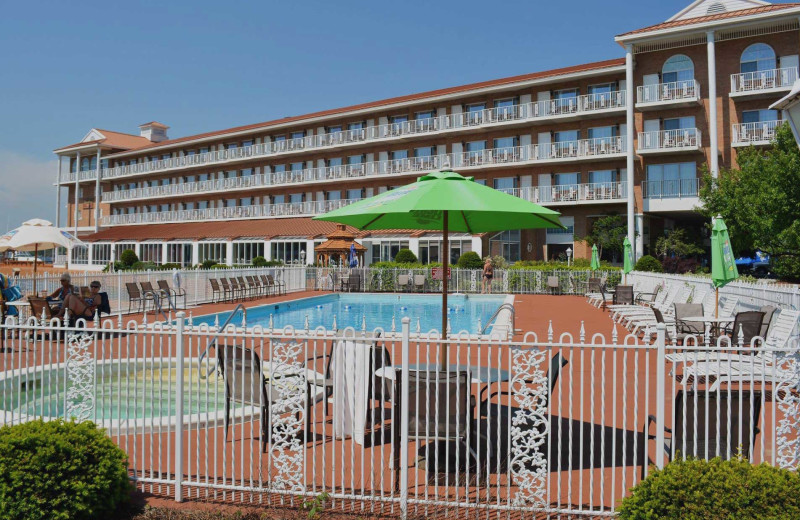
2,219,85,295
314,169,564,365
710,216,739,317
348,243,358,268
590,244,601,271
622,237,633,284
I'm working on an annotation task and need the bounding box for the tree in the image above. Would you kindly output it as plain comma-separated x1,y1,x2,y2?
699,123,800,281
580,214,627,261
655,227,704,259
394,248,417,263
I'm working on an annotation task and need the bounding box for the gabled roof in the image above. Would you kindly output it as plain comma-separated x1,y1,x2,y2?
54,128,152,153
667,0,770,22
617,2,800,38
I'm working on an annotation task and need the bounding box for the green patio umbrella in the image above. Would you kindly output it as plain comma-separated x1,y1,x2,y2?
314,170,564,364
622,237,633,284
590,244,601,271
710,216,739,317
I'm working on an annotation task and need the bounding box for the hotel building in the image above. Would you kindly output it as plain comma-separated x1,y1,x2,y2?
54,0,800,270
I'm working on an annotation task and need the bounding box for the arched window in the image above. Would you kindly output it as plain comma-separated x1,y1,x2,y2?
89,156,97,170
741,43,776,73
80,157,90,172
662,54,694,84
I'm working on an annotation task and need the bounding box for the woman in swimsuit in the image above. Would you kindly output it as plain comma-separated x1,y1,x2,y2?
56,281,106,321
482,257,494,294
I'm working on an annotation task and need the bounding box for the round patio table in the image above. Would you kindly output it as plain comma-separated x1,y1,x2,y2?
683,316,735,339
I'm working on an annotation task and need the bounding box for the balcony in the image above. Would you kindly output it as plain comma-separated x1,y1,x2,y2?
637,128,702,155
636,80,701,109
61,170,98,183
101,198,360,226
730,67,797,99
502,181,627,206
642,178,701,212
732,120,782,147
455,138,626,169
79,94,628,184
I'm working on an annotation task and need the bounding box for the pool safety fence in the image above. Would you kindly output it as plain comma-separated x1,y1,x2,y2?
2,315,799,518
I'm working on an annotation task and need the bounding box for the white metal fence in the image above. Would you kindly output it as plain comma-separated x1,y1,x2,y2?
1,315,798,517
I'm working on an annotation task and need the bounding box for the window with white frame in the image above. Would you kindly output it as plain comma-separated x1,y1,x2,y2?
271,241,306,264
91,243,111,265
114,243,136,262
233,241,265,265
71,245,89,265
166,243,193,266
199,242,227,265
369,240,409,263
489,230,521,262
418,238,472,264
139,243,163,264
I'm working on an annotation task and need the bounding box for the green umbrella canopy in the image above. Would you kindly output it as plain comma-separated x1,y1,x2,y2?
313,170,564,232
711,217,739,289
590,244,601,271
623,237,633,275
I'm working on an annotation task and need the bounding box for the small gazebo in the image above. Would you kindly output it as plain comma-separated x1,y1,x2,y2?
315,224,366,267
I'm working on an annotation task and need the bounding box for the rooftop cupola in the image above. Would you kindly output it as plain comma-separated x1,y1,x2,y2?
139,121,169,142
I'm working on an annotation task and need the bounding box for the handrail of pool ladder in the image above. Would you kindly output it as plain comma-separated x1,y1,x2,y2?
481,302,516,336
143,289,175,323
197,304,248,378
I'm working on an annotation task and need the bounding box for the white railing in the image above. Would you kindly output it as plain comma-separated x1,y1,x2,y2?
2,312,798,516
536,136,626,161
87,94,627,184
642,178,700,199
732,120,782,146
503,181,627,205
101,198,360,226
61,170,98,183
636,79,700,104
637,128,701,152
730,67,798,95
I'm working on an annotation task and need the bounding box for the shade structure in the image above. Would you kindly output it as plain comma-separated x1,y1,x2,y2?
710,216,739,317
1,219,85,295
590,244,601,271
315,169,564,365
622,237,633,283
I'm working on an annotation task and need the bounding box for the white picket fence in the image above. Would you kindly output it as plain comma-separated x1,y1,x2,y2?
1,315,798,517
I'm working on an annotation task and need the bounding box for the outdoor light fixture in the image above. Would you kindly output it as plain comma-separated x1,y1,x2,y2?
771,80,800,148
566,247,573,267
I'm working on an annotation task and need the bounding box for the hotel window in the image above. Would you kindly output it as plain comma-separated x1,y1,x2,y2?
391,150,408,161
290,162,305,171
161,153,171,160
465,103,486,124
414,146,435,157
646,162,697,198
663,116,695,131
198,201,208,210
225,199,237,208
233,241,265,265
466,140,486,152
271,241,307,264
588,83,614,95
489,230,521,262
328,157,343,167
347,188,363,200
80,157,90,171
273,135,286,142
493,176,517,191
589,170,615,188
370,241,409,263
185,150,195,157
240,197,252,207
139,243,163,265
166,243,193,267
226,143,238,150
554,130,579,155
348,122,364,130
182,202,196,210
242,140,253,147
389,115,408,135
199,242,226,264
587,126,615,139
71,246,89,265
91,244,111,265
740,43,776,73
553,88,579,112
291,131,305,140
114,243,136,262
466,140,486,164
742,109,778,124
274,164,286,173
418,238,472,265
493,137,518,151
199,147,209,154
415,110,435,120
273,194,285,204
160,204,170,212
662,54,694,84
326,190,341,201
289,193,304,203
197,173,209,182
241,168,253,176
348,155,364,165
327,125,342,134
183,175,196,183
554,173,580,186
494,97,517,108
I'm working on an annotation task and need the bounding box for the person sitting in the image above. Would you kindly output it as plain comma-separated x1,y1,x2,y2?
56,281,110,323
47,273,76,311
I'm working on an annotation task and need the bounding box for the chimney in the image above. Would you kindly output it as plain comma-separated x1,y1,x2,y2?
139,121,169,142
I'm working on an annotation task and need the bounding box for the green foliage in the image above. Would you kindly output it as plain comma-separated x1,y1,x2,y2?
655,227,704,259
130,261,158,271
393,248,418,264
699,123,800,281
119,249,138,268
579,214,627,260
159,263,182,270
488,255,508,269
456,251,483,269
302,491,330,520
210,264,231,269
252,256,268,267
0,419,130,520
200,259,217,270
635,255,663,273
619,456,800,520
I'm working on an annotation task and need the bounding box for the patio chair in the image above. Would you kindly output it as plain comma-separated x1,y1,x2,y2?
266,274,285,295
613,285,634,305
757,305,777,340
209,278,223,303
720,311,765,347
236,276,255,300
258,274,274,296
343,273,361,292
227,277,246,300
246,275,265,297
157,279,186,310
27,297,63,339
642,390,761,475
397,274,411,292
219,278,238,301
125,282,152,314
673,303,704,337
547,276,560,295
140,281,169,311
413,275,427,293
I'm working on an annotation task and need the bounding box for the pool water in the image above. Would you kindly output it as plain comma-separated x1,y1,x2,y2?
194,293,509,334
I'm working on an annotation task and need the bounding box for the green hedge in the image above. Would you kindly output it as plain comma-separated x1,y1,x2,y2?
0,419,130,520
635,255,663,273
619,456,800,519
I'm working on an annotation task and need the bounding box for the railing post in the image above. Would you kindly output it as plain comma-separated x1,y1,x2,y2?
655,322,666,471
174,311,186,502
400,317,410,520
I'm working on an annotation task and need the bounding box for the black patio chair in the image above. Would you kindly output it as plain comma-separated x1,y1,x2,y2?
157,280,186,309
720,311,765,347
209,278,223,303
613,285,634,305
140,281,168,311
758,305,777,340
125,282,152,314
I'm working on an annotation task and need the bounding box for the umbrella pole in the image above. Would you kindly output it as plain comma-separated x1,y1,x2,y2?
441,210,449,368
33,243,38,296
715,288,719,319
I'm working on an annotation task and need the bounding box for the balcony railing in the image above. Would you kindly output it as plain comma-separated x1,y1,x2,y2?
642,178,700,199
88,93,627,183
61,170,98,183
730,67,797,95
101,198,360,226
637,128,701,152
535,136,626,161
502,181,627,205
732,120,782,146
636,80,700,105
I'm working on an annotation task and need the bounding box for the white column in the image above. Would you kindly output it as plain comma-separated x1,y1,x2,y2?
471,236,483,258
74,151,80,236
408,237,420,260
305,240,315,265
625,44,636,259
55,156,62,228
94,148,102,232
161,243,169,265
635,213,644,259
191,242,200,265
707,30,719,178
265,240,273,261
225,240,234,266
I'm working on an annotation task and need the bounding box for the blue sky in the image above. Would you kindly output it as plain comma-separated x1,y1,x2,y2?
0,0,704,228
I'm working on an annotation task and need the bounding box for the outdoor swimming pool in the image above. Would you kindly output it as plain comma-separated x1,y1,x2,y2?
193,293,512,334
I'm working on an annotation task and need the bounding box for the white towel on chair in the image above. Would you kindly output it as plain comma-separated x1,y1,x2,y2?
332,339,371,445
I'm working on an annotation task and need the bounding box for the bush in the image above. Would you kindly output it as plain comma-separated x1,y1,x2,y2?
0,419,130,520
211,264,230,269
129,261,157,271
394,248,417,264
661,256,700,274
158,262,182,271
252,256,268,267
457,251,483,269
619,456,800,519
119,249,138,268
200,259,217,270
635,255,663,273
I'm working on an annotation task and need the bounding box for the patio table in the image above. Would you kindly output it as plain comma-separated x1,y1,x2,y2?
682,316,735,339
374,364,510,385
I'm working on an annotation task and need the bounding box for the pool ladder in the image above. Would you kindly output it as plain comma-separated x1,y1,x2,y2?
143,289,177,323
481,302,516,336
197,304,247,378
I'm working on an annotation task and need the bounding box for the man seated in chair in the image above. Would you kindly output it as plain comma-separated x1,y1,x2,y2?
55,281,110,322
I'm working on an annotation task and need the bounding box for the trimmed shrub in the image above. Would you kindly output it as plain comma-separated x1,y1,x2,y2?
662,256,700,274
394,248,417,264
619,456,800,519
252,256,268,267
119,249,138,268
457,251,483,270
635,255,663,273
159,262,182,271
0,419,130,520
200,259,217,270
210,264,231,269
129,261,157,271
